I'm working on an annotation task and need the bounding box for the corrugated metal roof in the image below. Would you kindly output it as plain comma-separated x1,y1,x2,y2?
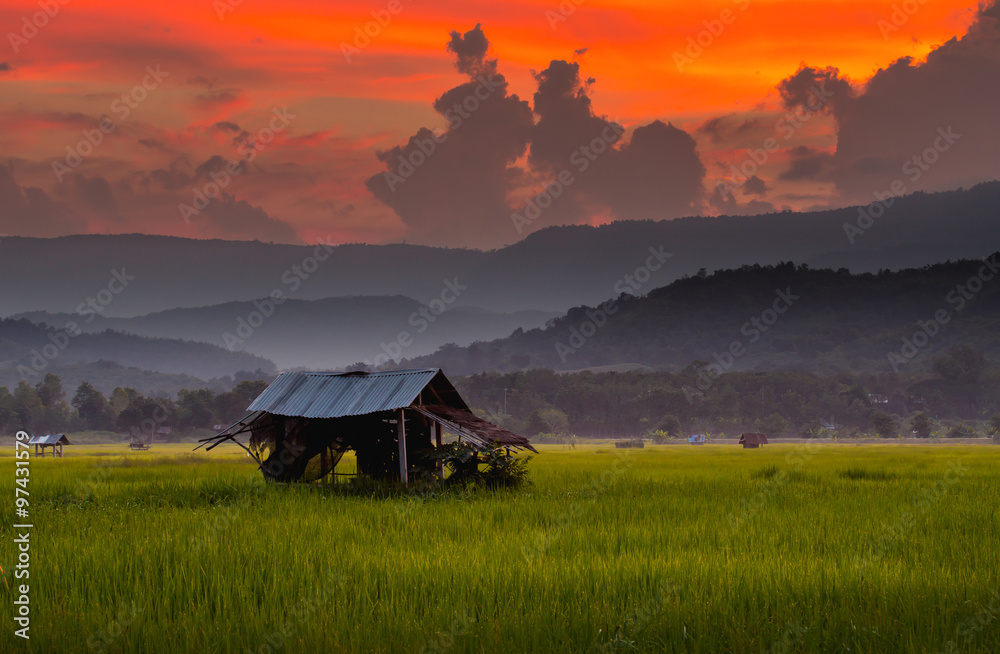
247,369,441,418
28,434,70,445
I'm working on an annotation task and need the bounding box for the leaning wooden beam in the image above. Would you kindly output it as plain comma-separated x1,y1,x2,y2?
195,426,253,450
195,411,263,448
409,407,491,449
205,434,236,451
199,432,263,468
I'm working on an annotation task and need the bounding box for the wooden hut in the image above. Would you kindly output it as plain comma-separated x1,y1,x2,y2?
198,369,534,484
739,432,768,449
615,439,644,448
29,434,70,457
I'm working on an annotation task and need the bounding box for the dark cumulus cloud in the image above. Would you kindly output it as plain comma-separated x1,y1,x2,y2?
365,24,534,249
213,121,241,132
195,88,243,108
777,66,853,116
708,179,775,216
0,152,302,243
524,59,619,227
695,114,770,145
529,59,612,170
70,175,120,216
446,22,490,75
743,175,768,196
138,138,169,151
778,1,1000,203
0,166,86,236
779,146,835,182
602,119,705,220
191,195,302,243
366,25,707,249
528,58,703,223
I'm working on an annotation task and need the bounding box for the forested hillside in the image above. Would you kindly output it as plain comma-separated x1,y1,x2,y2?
400,256,1000,376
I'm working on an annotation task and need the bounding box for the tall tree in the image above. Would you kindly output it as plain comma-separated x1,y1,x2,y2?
870,411,897,438
36,373,71,432
932,346,987,384
177,389,216,430
72,382,114,431
35,373,64,408
13,381,45,433
214,391,247,425
0,387,17,434
233,379,269,405
909,412,933,438
110,387,140,415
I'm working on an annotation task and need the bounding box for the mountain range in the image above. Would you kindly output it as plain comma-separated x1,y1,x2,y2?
0,318,275,395
14,296,555,370
397,256,1000,376
3,182,999,318
3,183,999,395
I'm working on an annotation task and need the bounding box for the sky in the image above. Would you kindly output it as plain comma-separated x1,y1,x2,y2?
0,0,997,249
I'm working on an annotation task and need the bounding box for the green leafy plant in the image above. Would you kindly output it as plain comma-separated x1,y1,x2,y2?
418,442,531,488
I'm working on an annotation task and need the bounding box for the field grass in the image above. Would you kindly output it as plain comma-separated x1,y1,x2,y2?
1,443,999,652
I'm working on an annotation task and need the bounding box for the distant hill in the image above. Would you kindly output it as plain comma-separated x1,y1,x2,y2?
14,297,556,370
0,318,276,387
397,256,1000,375
2,182,1000,317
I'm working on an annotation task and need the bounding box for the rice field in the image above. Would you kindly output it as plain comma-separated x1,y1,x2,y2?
1,442,999,653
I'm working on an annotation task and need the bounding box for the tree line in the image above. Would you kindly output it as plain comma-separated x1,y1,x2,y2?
2,345,998,441
453,346,1000,440
0,374,269,437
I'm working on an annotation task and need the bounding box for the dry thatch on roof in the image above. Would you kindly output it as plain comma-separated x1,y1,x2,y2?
411,404,536,451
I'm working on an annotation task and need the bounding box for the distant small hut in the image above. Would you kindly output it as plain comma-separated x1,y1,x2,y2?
129,435,150,451
739,433,768,449
688,434,706,445
199,369,534,484
29,434,70,457
128,426,151,450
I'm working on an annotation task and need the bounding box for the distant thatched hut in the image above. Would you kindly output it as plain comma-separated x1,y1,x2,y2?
199,369,534,484
739,433,768,449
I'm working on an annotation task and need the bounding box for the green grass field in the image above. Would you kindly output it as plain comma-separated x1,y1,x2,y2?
2,443,999,653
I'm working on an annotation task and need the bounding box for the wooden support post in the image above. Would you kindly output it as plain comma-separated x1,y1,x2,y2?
273,416,285,481
398,408,408,485
434,421,445,480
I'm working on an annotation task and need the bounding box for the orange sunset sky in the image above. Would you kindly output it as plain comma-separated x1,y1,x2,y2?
1,0,997,248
